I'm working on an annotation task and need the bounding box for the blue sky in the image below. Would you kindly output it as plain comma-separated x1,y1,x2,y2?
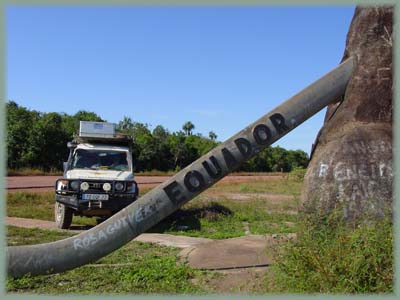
6,6,355,154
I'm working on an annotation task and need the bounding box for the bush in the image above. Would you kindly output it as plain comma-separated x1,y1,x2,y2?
270,208,393,293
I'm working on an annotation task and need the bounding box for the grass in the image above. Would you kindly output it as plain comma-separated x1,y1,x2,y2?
149,198,298,239
7,178,301,239
135,170,287,177
268,210,393,293
135,170,177,176
5,175,302,294
7,191,55,221
7,191,97,226
6,225,214,294
6,172,392,294
7,187,154,226
7,225,76,246
211,178,303,197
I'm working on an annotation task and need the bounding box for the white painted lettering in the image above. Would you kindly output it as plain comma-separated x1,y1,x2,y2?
106,224,115,235
82,236,91,248
319,163,329,177
98,230,107,241
333,162,346,181
73,239,83,250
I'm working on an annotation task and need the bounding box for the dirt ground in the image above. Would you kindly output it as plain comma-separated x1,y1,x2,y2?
6,216,290,294
6,174,284,192
6,174,292,294
195,267,272,294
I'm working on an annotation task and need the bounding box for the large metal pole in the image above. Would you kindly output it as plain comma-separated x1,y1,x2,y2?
7,57,354,278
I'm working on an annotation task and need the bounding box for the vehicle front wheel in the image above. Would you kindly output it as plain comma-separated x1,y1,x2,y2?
55,202,73,229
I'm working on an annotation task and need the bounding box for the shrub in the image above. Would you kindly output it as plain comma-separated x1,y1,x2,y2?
270,207,393,293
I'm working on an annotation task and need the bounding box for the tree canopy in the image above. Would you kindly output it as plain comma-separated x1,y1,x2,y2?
6,101,309,172
182,121,195,136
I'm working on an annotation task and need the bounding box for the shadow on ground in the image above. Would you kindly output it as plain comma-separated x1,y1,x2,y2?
148,203,232,233
69,224,94,231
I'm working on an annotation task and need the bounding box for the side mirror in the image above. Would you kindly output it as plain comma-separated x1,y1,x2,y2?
63,162,69,172
67,141,77,149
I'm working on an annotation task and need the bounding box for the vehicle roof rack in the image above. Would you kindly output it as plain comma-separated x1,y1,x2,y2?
73,134,133,147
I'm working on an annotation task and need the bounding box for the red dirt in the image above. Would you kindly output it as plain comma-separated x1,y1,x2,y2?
6,174,284,193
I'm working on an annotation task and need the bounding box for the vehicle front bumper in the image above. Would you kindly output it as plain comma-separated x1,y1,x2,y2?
55,193,137,212
55,179,138,214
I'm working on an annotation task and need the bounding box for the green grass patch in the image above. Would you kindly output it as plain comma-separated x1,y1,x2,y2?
7,225,75,246
7,187,154,226
7,192,55,221
149,198,299,239
7,192,97,226
212,178,302,196
135,170,177,176
269,211,393,293
7,180,299,239
6,226,213,294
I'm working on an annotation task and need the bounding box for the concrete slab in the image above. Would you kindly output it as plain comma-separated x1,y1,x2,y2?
134,233,211,249
6,216,90,233
181,235,275,270
6,217,295,271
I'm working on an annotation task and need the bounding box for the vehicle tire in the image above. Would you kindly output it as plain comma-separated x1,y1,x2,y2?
55,202,73,229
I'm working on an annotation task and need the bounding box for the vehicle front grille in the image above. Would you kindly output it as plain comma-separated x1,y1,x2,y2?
88,182,108,192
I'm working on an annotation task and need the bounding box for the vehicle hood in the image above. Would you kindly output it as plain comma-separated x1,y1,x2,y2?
66,169,134,181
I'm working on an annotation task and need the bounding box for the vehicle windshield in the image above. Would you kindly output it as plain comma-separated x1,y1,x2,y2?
71,149,129,171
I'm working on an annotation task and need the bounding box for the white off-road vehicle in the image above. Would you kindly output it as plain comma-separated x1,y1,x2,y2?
55,121,138,229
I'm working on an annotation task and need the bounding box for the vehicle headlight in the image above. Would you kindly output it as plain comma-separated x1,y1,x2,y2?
103,182,112,192
81,182,89,191
57,180,68,190
115,182,124,191
70,180,80,191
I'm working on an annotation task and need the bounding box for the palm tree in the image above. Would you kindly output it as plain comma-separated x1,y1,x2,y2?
118,116,134,131
209,131,217,141
182,121,195,136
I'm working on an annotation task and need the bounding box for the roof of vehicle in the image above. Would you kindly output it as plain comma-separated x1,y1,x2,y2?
75,143,130,152
72,134,133,148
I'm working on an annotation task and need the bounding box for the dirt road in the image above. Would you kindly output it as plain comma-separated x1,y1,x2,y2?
6,174,283,192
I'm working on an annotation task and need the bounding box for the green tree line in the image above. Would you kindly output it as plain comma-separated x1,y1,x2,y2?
6,101,309,172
